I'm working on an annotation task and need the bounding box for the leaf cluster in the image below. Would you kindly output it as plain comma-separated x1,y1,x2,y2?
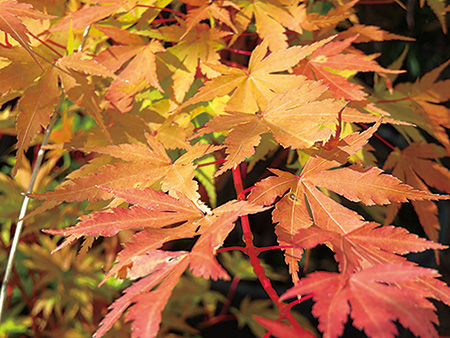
0,0,450,337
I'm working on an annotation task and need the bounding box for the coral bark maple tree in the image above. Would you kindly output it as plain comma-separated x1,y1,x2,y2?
1,0,450,337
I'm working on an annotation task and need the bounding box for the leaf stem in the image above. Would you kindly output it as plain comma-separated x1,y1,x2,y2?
257,245,293,253
219,275,240,316
375,96,411,104
4,32,11,47
287,293,314,308
198,314,237,328
0,100,61,321
197,158,226,167
28,33,63,58
44,38,67,50
216,246,246,253
152,17,179,24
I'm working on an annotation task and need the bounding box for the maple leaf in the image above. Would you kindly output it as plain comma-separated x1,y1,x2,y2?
45,183,266,281
383,141,450,242
248,121,446,281
281,264,445,338
421,0,448,33
93,25,165,111
291,0,358,33
14,67,60,175
0,47,43,99
44,186,205,248
44,183,264,253
94,253,190,338
289,223,445,273
193,80,347,176
94,33,166,113
151,23,230,103
286,224,450,324
14,63,112,175
234,0,296,51
99,229,192,283
32,135,219,212
2,44,118,175
55,56,114,142
44,193,267,335
376,59,450,152
294,35,403,101
337,24,415,43
253,316,314,338
233,0,354,51
0,1,55,67
50,0,135,32
180,0,238,39
179,36,336,113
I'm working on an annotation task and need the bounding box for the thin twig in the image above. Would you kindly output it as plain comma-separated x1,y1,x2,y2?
78,25,92,53
0,99,61,320
0,23,93,321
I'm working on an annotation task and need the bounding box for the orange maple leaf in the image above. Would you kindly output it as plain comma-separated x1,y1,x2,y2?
383,141,450,242
377,59,450,152
32,136,220,213
180,0,238,39
45,188,266,337
152,23,230,103
10,49,116,175
92,26,166,113
337,24,415,43
233,0,355,51
0,0,55,68
294,35,403,101
281,264,446,338
193,80,347,176
50,0,134,32
289,223,445,273
94,253,189,338
248,121,447,282
179,36,335,113
15,67,60,175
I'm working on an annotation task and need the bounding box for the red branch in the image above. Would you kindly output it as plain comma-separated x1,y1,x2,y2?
217,246,246,253
45,38,66,50
199,314,237,328
376,96,411,104
152,17,179,24
257,245,293,253
232,166,305,332
4,32,12,47
219,275,240,316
